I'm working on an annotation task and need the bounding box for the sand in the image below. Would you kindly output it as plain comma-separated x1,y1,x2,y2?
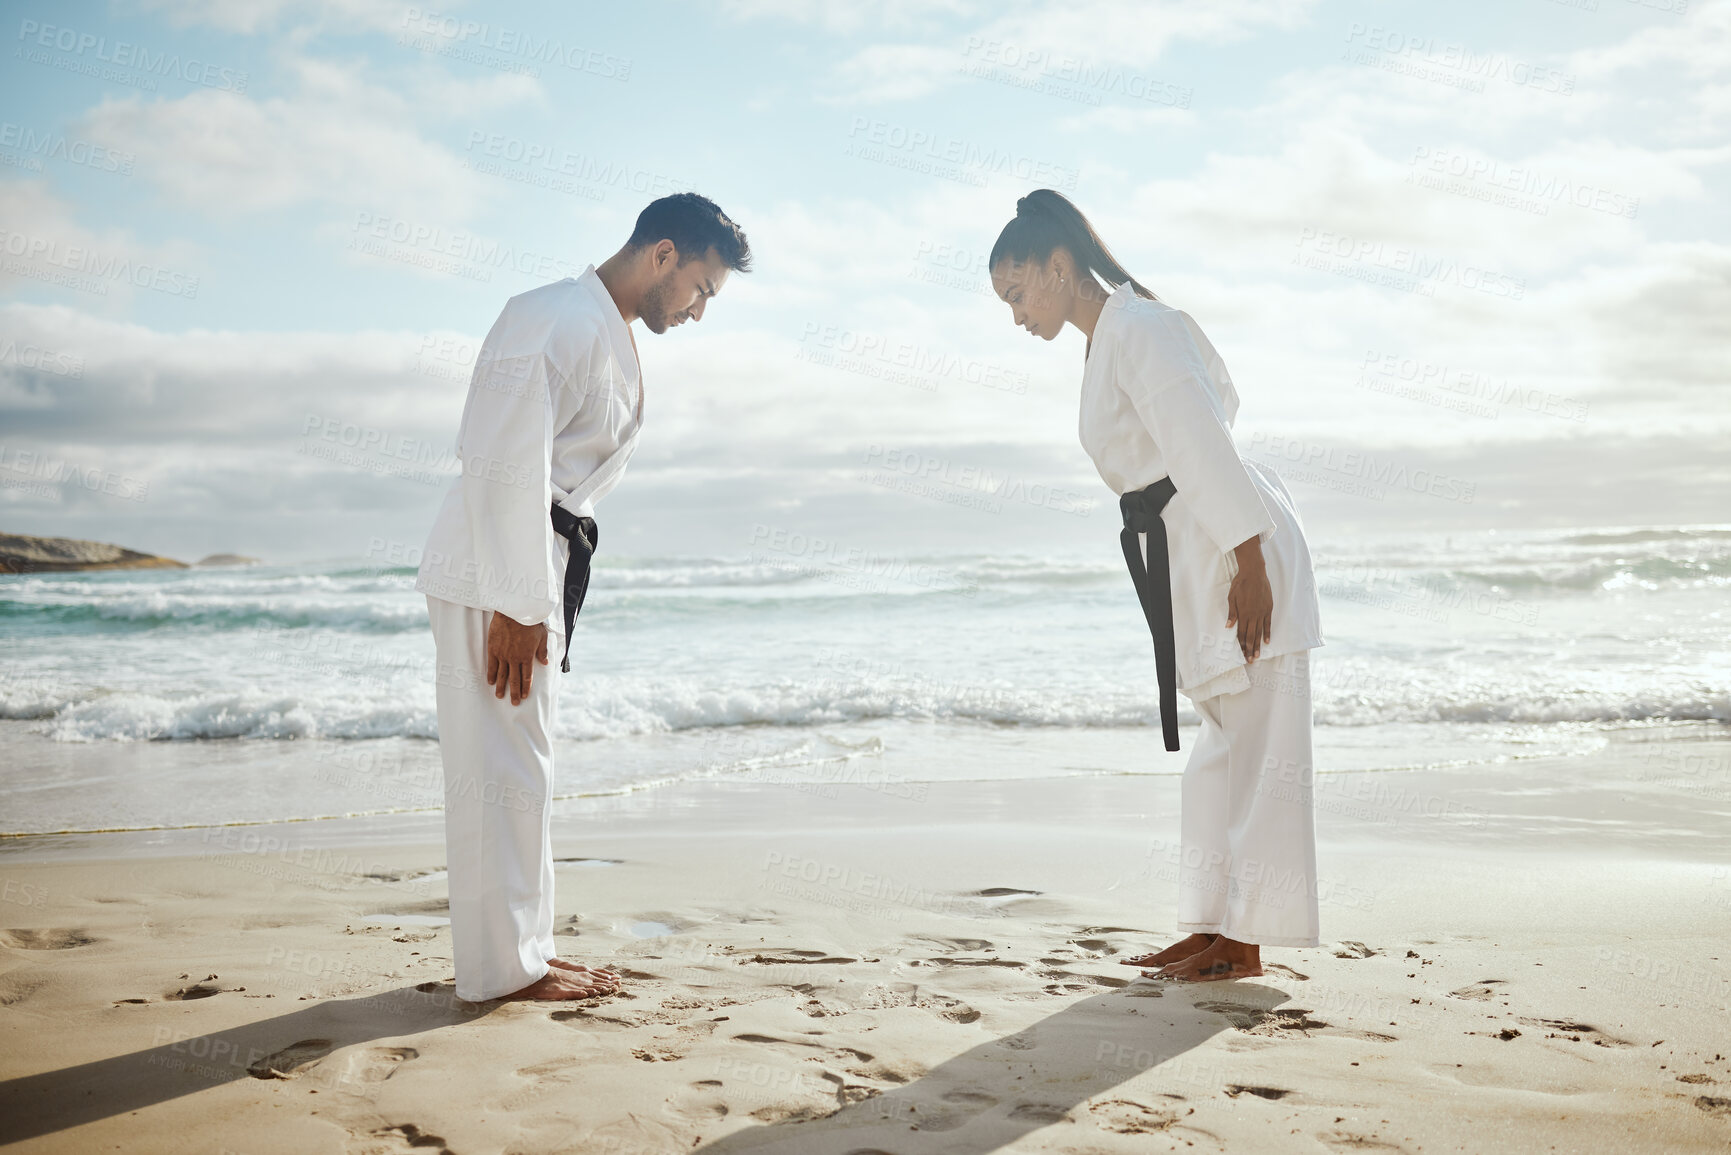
2,724,1730,1153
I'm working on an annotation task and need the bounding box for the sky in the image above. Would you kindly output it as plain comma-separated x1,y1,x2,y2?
0,0,1726,564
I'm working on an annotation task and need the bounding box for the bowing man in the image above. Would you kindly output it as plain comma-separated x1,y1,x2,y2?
989,189,1324,982
416,193,752,1001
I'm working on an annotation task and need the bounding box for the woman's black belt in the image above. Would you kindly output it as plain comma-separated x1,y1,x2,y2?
1119,477,1180,751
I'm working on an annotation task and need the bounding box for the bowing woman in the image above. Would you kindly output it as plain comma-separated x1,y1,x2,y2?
989,189,1324,982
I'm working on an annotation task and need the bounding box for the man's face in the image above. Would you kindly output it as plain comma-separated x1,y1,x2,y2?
641,244,730,334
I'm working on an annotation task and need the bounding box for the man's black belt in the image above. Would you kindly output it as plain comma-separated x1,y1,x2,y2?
549,504,598,673
1119,477,1180,752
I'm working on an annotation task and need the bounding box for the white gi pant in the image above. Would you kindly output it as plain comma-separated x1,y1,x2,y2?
426,595,561,1001
1175,649,1320,948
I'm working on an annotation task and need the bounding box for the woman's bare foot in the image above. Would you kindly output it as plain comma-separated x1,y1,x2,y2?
1121,933,1217,969
507,967,619,1001
1158,936,1261,982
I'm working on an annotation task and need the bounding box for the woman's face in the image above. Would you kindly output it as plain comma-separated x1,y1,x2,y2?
991,251,1071,341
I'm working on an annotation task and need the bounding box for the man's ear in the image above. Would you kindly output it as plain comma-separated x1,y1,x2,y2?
652,239,677,272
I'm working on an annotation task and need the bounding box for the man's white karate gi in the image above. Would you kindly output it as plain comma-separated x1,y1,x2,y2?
416,267,641,1001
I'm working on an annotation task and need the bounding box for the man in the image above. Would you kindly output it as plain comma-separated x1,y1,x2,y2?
416,193,752,1001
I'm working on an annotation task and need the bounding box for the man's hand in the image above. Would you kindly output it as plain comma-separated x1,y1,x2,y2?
486,613,549,706
1225,536,1274,664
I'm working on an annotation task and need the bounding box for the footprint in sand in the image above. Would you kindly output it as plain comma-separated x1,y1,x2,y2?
1224,1084,1293,1101
1446,979,1508,1001
1517,1017,1634,1047
1330,941,1378,959
1196,1001,1328,1036
745,950,857,965
855,981,980,1024
630,1017,720,1062
492,1058,580,1112
663,1079,732,1125
1264,963,1310,981
317,1046,420,1095
1696,1096,1731,1119
1008,1102,1070,1123
163,974,231,1001
918,936,995,952
0,973,49,1007
1090,1097,1179,1134
346,1122,453,1154
248,1039,337,1079
894,1089,999,1132
1,928,97,950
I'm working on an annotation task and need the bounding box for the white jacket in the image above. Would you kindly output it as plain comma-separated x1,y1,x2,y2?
1080,285,1322,700
416,266,641,626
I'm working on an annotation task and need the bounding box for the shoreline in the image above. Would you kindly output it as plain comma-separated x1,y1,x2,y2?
1,716,1700,850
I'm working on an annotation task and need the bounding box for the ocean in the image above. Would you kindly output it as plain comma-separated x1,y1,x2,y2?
2,525,1727,836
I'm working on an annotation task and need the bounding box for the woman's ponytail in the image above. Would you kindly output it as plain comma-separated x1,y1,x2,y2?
990,189,1156,300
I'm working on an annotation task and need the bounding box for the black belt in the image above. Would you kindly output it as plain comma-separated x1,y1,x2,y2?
1119,478,1180,752
549,504,598,673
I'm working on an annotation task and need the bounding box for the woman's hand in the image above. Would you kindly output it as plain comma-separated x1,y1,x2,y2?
1226,536,1273,663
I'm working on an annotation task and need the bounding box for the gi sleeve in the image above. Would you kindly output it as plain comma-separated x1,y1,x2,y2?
1118,311,1276,555
455,338,563,627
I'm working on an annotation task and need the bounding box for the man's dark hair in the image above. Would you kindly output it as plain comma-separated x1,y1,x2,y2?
627,192,752,273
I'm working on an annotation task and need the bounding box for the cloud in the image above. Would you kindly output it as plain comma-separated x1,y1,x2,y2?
0,180,204,308
819,0,1317,103
76,55,527,220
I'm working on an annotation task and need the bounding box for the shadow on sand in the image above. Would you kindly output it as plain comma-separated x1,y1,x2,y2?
688,979,1292,1154
0,981,497,1146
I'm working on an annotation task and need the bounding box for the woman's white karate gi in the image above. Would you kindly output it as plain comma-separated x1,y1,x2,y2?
1081,285,1324,949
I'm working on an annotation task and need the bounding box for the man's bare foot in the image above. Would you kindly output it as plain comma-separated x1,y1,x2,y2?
1121,933,1217,969
547,957,621,986
507,967,619,1001
1156,936,1261,982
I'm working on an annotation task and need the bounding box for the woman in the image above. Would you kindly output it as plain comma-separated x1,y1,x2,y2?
989,189,1323,981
